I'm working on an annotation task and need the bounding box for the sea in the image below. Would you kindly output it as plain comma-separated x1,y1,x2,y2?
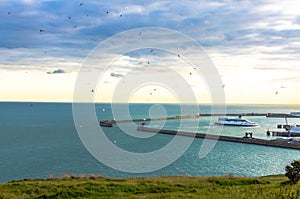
1,102,300,183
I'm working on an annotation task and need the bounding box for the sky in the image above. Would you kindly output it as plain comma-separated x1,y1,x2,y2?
0,0,300,104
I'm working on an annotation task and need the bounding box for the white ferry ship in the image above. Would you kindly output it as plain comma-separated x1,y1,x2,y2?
215,116,258,127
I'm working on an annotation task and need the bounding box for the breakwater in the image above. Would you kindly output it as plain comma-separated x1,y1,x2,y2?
99,114,200,127
99,113,264,127
100,112,300,127
266,130,300,137
137,126,300,150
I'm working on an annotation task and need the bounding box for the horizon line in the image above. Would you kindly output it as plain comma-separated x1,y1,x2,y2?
0,100,299,106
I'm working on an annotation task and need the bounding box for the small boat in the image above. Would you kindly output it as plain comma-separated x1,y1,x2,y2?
99,120,113,127
215,116,257,127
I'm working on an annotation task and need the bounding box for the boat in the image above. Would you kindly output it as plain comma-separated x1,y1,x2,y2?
215,116,258,127
290,112,300,117
99,120,113,127
287,125,300,134
267,115,300,137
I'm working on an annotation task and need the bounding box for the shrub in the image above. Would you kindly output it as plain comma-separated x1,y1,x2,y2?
285,160,300,184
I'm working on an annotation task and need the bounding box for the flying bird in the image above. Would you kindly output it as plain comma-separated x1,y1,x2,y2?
120,14,123,17
67,16,71,19
106,11,109,14
150,49,154,53
8,11,11,15
177,54,181,58
40,29,45,32
139,32,142,36
79,3,83,6
73,25,78,28
275,91,278,95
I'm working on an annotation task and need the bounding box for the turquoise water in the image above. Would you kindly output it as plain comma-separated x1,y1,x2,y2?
0,102,300,182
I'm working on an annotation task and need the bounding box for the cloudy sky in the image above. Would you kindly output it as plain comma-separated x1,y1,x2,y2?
0,0,300,104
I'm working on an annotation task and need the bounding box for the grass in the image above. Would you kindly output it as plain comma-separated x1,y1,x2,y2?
0,174,300,198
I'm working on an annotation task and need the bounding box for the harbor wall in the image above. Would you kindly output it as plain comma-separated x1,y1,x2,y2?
137,126,300,150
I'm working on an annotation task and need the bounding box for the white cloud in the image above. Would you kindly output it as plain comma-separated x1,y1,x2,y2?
1,0,300,103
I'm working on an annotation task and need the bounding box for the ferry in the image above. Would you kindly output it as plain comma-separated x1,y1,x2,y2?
215,116,258,127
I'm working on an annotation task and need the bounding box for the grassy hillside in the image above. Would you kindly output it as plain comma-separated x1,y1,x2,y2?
0,174,299,198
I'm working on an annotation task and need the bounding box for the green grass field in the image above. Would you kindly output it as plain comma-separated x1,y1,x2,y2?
0,174,299,199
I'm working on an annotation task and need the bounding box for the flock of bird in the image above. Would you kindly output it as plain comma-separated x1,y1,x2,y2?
25,2,123,33
7,2,286,98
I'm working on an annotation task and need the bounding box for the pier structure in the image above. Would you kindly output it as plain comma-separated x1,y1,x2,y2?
266,130,300,137
99,114,201,127
99,112,300,127
137,126,300,150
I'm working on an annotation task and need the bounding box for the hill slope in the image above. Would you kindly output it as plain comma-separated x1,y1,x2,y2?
0,175,299,198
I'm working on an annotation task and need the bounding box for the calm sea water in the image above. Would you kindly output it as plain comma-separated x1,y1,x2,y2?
0,102,300,182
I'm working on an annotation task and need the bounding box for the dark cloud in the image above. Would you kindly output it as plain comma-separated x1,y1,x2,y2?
47,69,66,74
110,72,124,78
0,0,300,72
